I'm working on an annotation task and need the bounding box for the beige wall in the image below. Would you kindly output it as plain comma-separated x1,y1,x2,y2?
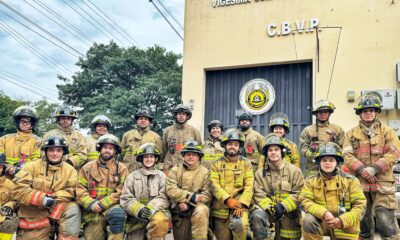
182,0,400,136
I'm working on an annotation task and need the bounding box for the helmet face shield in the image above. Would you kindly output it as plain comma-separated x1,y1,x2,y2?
136,143,161,163
133,107,154,121
207,120,224,132
314,142,343,165
41,135,69,155
96,134,121,154
54,106,77,122
13,106,39,130
354,94,382,115
172,104,192,120
312,100,335,114
221,129,245,148
262,134,286,156
90,115,112,130
269,112,290,134
180,140,203,157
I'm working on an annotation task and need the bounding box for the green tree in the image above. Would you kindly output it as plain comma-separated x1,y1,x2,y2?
33,100,58,136
0,91,25,135
57,42,182,137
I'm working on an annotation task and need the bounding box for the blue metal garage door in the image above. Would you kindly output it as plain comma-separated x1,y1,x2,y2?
204,62,312,154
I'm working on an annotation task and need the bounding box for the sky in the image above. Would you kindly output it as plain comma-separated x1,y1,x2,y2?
0,0,184,104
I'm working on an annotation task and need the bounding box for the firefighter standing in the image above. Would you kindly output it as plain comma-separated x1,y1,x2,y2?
121,107,162,172
0,106,41,178
258,112,300,168
251,134,304,240
13,134,81,240
343,94,400,239
120,143,170,240
44,105,87,169
86,115,112,163
300,143,367,239
76,134,128,240
166,141,211,240
300,100,345,177
162,104,202,173
210,128,254,240
202,120,225,169
0,153,18,240
237,112,265,172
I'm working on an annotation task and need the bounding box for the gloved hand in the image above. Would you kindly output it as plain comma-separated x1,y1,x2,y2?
225,198,241,209
138,206,155,224
362,167,377,176
141,206,155,220
0,206,13,216
43,196,56,208
273,203,285,221
232,208,244,218
90,201,102,213
360,167,378,183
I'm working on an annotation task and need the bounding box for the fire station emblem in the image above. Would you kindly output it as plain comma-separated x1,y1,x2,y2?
239,78,275,115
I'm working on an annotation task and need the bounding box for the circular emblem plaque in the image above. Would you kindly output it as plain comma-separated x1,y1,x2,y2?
239,78,275,115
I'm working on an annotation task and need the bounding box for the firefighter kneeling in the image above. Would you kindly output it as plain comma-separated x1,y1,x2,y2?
299,143,367,240
0,153,18,240
13,135,81,240
76,134,128,240
120,143,170,240
166,140,212,240
250,134,304,240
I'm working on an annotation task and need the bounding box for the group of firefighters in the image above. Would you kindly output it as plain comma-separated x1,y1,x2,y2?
0,92,399,240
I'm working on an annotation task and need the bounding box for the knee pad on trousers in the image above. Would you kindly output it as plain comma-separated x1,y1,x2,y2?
229,215,244,233
0,216,18,233
61,203,81,236
302,213,321,234
250,209,269,240
107,207,126,234
375,207,399,238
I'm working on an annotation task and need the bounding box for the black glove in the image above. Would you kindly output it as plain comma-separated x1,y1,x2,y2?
190,193,197,204
0,206,13,216
274,203,285,221
14,164,22,175
43,196,56,209
138,207,154,224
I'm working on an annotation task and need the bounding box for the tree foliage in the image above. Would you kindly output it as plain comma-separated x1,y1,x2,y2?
0,92,57,137
33,100,58,136
57,42,182,137
0,91,25,135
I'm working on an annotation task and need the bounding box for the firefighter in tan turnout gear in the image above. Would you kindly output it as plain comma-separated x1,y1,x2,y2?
343,94,400,239
202,120,225,169
166,140,211,240
44,105,87,170
120,143,170,240
76,134,128,240
162,104,202,173
237,112,265,172
121,107,162,172
250,134,304,240
259,112,301,168
300,142,367,240
210,128,254,240
300,100,345,177
13,134,81,240
0,106,41,178
0,154,18,240
86,115,112,163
